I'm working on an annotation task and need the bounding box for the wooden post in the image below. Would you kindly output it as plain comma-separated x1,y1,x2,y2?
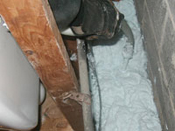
40,93,74,131
0,0,84,130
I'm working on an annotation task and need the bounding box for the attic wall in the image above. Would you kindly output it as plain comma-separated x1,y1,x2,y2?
134,0,175,130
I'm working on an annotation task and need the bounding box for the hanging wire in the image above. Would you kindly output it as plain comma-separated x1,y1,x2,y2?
87,43,102,131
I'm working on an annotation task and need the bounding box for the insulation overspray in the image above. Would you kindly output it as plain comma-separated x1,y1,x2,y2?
88,0,162,131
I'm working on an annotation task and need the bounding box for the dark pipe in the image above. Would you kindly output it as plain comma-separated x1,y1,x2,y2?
48,0,81,31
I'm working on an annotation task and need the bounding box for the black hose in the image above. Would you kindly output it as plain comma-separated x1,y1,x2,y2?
87,43,102,131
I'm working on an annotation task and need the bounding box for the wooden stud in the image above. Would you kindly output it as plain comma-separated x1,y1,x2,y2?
40,93,73,131
0,0,84,130
63,36,79,79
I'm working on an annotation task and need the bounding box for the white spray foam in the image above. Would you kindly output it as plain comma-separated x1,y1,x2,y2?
89,0,162,131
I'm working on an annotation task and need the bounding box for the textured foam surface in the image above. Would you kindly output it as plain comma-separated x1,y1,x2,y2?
89,0,162,131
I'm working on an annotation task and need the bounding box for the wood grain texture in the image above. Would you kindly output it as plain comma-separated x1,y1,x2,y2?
63,36,79,80
0,0,84,130
40,93,73,131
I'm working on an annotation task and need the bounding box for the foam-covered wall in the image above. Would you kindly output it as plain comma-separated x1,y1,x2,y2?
89,1,161,131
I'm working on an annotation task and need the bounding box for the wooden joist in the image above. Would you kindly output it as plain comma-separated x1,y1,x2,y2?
0,0,84,130
40,93,74,131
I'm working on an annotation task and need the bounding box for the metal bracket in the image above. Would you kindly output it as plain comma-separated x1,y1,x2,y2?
61,91,91,105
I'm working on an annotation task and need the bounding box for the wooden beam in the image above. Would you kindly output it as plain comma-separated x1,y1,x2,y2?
40,93,73,131
0,0,84,130
63,36,79,79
